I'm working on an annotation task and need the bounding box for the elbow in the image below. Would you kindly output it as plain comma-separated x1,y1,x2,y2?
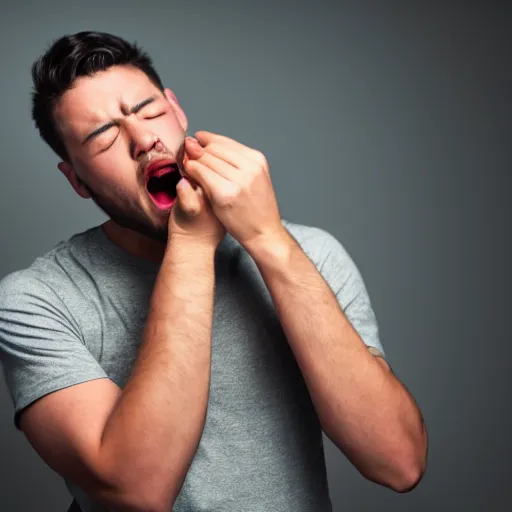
94,476,178,512
110,489,177,512
363,457,425,494
121,483,178,512
388,425,428,493
388,460,425,493
137,496,177,512
91,444,182,511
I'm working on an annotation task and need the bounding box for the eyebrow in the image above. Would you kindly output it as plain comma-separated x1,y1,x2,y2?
81,96,157,145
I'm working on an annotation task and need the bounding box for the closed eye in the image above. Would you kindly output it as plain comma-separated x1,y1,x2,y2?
145,112,166,119
96,111,165,153
100,136,118,152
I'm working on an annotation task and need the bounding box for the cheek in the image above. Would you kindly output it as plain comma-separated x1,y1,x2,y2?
99,150,129,175
155,113,186,139
78,154,138,197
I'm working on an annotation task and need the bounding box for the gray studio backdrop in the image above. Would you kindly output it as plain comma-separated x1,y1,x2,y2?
1,1,510,511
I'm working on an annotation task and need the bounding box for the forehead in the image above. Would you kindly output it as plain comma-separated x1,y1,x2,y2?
55,65,161,139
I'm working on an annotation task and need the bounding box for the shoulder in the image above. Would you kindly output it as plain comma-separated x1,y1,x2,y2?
0,268,74,331
280,218,373,307
0,227,96,310
281,218,356,271
0,268,52,304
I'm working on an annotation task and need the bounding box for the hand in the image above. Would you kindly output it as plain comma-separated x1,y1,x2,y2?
168,138,226,249
182,131,285,250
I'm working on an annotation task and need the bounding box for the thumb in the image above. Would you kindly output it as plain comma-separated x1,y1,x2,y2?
175,177,202,217
184,137,205,161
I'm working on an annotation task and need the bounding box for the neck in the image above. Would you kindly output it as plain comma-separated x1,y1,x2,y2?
102,220,167,263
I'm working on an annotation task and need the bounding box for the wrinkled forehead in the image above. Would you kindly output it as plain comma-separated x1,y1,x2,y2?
54,65,162,143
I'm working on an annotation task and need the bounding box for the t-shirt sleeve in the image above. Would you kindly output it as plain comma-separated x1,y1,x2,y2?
0,271,109,431
298,225,386,358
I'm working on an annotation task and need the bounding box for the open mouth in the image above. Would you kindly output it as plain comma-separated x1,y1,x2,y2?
146,163,181,209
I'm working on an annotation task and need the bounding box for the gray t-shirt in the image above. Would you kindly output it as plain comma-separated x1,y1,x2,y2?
0,219,385,512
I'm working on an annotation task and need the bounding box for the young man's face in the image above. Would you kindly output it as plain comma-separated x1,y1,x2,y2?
55,65,188,243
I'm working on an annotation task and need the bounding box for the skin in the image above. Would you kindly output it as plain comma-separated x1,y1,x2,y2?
170,131,429,491
19,65,227,511
55,65,191,261
50,63,427,496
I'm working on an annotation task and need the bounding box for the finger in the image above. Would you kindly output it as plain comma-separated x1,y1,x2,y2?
175,177,202,217
195,151,239,181
194,131,263,164
184,159,231,202
202,142,255,171
179,138,202,187
188,135,251,175
184,137,205,160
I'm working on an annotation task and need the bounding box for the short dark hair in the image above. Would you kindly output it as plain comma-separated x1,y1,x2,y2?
31,31,165,161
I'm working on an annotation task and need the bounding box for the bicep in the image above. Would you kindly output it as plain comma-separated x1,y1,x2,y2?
0,275,124,500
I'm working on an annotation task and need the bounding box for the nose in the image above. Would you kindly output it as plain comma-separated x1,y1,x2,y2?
129,124,159,161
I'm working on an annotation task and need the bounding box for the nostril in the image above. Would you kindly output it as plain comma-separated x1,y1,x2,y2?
132,136,161,161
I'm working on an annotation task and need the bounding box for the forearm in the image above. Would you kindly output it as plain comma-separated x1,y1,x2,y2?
99,241,216,508
246,231,427,492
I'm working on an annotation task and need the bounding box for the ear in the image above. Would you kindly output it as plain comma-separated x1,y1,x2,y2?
57,161,91,199
164,88,188,133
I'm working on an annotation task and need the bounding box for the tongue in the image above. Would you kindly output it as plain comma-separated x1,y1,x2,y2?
151,190,175,208
147,165,178,209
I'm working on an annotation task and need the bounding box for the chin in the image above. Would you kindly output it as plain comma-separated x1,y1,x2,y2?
112,213,169,244
88,187,170,244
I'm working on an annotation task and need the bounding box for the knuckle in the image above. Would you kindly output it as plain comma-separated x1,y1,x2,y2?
183,202,200,217
243,166,260,188
247,165,259,178
217,184,240,208
253,150,267,166
188,207,200,217
242,173,255,190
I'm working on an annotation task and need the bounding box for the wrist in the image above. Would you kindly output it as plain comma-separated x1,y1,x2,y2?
243,227,295,269
164,236,217,268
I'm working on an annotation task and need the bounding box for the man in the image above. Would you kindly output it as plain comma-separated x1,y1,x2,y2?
0,31,427,512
